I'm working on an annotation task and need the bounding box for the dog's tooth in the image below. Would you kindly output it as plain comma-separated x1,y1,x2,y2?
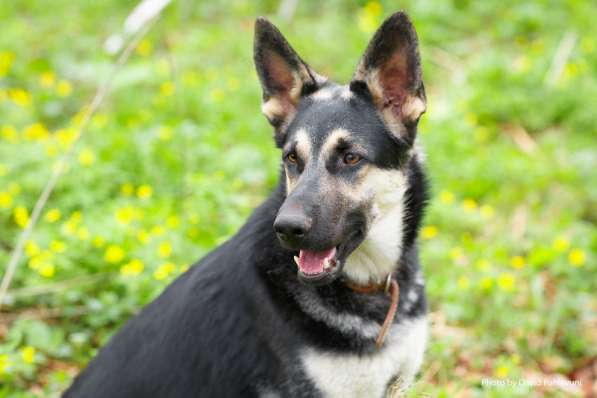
323,258,331,270
293,256,300,266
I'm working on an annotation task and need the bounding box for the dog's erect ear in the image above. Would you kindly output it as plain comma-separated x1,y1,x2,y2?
351,12,426,143
254,17,324,135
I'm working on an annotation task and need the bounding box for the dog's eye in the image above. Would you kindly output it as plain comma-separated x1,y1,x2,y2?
287,152,298,164
343,152,362,165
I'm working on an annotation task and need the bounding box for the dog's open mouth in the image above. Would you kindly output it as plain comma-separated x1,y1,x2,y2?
293,231,365,285
295,247,338,279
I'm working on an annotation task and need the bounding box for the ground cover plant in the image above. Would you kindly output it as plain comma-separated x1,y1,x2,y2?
0,0,595,396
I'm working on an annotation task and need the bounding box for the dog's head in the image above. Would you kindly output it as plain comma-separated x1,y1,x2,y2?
254,12,426,286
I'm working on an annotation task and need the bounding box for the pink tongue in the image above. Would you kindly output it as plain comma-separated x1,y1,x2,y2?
298,247,337,275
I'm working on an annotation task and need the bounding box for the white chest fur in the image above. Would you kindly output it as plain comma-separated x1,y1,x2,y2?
300,317,428,398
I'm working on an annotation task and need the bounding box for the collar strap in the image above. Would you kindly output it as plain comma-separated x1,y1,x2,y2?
344,274,400,349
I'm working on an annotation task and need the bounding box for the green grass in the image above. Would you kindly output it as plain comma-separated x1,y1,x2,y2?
0,1,595,397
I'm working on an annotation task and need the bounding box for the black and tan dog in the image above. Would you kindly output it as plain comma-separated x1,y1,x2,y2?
65,11,429,398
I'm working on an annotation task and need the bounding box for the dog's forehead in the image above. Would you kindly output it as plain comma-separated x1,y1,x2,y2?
285,85,387,150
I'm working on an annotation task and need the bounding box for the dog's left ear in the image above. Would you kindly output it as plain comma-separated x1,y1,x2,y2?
351,12,426,143
254,17,324,137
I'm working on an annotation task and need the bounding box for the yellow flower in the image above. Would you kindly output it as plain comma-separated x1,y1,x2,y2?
28,251,52,271
24,123,49,141
39,71,56,87
462,198,477,212
137,184,153,200
137,229,150,244
20,346,36,364
479,205,494,218
421,225,438,240
25,241,40,257
151,225,165,236
480,276,493,290
77,227,90,241
457,276,470,290
92,236,106,248
358,1,382,33
439,190,454,205
160,81,175,96
115,206,135,225
104,245,125,264
56,80,72,97
497,273,515,292
120,259,144,276
158,241,172,258
136,39,153,57
8,88,31,107
0,51,15,77
154,262,176,281
0,191,12,209
166,215,180,229
78,148,95,166
495,364,509,378
179,264,190,273
553,236,570,252
510,256,525,269
39,263,56,278
449,247,463,261
158,126,173,141
56,128,77,149
1,125,19,142
14,206,29,228
45,208,61,223
50,240,66,253
475,259,490,271
121,183,134,197
62,211,82,235
568,249,585,267
0,353,10,375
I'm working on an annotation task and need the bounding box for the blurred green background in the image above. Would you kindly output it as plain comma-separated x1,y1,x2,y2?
0,0,595,397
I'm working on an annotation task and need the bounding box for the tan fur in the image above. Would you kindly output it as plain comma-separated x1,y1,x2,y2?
310,88,335,101
320,129,350,159
285,129,311,194
341,168,408,284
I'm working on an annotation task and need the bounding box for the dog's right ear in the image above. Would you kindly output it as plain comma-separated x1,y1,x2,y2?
254,17,324,137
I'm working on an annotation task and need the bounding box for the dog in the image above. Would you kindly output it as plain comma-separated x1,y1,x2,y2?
64,11,429,398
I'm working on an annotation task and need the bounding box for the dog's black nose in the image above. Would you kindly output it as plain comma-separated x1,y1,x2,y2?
273,214,312,245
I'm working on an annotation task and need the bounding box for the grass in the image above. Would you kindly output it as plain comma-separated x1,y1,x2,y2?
0,1,595,397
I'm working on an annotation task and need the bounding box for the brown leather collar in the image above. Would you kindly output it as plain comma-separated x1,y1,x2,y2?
344,274,400,349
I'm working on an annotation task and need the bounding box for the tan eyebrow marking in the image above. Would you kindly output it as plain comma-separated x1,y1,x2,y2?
321,128,351,159
284,128,311,195
293,128,311,161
